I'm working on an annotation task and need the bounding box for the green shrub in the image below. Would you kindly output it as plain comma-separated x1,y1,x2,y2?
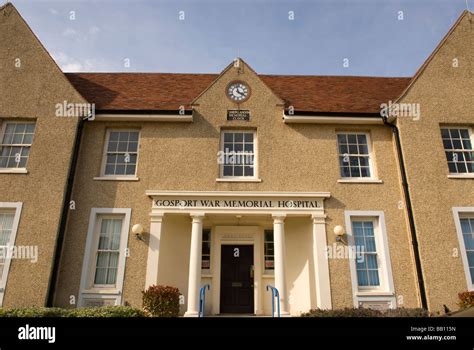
142,285,180,317
458,291,474,310
0,306,145,318
70,306,146,317
301,307,429,317
0,307,68,317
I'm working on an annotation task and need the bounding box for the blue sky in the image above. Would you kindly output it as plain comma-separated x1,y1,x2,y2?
11,0,471,76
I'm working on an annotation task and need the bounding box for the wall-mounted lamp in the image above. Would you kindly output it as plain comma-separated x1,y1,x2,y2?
334,225,346,244
132,223,145,241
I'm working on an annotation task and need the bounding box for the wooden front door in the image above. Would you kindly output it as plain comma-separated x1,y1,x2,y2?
220,245,254,314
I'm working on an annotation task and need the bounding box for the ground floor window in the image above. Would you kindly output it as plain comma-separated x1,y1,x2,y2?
453,207,474,290
201,229,211,270
0,202,22,307
264,230,274,272
344,211,396,308
78,208,131,307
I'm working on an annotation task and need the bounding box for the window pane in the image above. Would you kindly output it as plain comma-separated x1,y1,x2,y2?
234,133,243,142
234,166,243,176
368,270,380,286
129,132,139,142
357,134,367,144
357,270,368,286
107,142,118,152
244,133,253,142
224,133,233,142
450,129,460,138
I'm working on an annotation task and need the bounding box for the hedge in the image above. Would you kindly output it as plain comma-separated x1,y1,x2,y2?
301,307,430,317
0,306,146,318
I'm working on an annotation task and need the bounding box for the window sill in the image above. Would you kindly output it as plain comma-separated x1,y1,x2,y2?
356,291,395,297
447,174,474,179
216,178,262,183
81,288,120,295
262,274,275,278
338,179,383,184
0,168,28,174
93,176,139,181
201,274,213,278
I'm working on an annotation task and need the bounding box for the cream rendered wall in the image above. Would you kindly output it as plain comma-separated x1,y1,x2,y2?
396,12,474,312
0,4,86,307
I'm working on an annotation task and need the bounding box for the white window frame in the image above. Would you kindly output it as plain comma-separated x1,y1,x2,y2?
217,129,259,182
344,210,396,308
336,132,377,181
78,208,131,307
96,129,140,181
263,229,275,275
452,207,474,291
0,202,23,307
441,127,474,178
0,121,36,174
201,228,212,273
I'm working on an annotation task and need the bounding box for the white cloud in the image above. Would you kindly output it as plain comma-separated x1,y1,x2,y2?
62,28,77,38
52,51,83,72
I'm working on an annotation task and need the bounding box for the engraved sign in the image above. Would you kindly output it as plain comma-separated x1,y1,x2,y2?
227,110,250,121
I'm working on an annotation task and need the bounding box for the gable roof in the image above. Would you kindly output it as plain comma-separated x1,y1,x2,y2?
395,10,472,102
66,72,410,114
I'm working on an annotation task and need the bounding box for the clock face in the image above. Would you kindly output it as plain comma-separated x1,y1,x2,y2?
226,81,250,102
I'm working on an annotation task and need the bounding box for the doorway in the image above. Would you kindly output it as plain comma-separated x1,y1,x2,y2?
219,245,254,314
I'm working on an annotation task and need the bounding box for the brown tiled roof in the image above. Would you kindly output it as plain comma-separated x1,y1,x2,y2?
66,73,411,113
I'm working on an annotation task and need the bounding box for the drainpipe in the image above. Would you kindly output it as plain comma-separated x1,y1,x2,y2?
46,116,85,307
382,116,428,310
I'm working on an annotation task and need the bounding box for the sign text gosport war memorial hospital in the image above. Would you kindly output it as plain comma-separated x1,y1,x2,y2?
153,199,322,209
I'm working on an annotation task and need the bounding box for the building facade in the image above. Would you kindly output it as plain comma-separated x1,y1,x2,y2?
0,3,472,316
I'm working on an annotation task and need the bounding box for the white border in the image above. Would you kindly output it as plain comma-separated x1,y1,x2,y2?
78,208,131,307
0,202,23,307
344,210,396,308
452,207,474,291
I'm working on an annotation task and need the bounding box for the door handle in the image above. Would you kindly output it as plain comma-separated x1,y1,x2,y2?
250,265,254,279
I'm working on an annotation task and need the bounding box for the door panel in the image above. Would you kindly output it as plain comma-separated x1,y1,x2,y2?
220,245,254,314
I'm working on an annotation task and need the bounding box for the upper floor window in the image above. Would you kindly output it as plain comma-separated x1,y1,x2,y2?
101,130,140,177
0,122,36,169
337,133,373,178
220,130,256,178
441,128,473,174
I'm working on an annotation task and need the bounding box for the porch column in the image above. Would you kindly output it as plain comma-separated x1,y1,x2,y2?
184,213,204,317
312,214,332,309
145,213,164,289
272,214,290,316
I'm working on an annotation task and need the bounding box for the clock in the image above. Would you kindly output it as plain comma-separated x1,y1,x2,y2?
226,81,250,102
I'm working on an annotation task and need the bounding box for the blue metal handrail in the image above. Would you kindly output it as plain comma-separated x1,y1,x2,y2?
198,284,210,318
266,285,280,318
